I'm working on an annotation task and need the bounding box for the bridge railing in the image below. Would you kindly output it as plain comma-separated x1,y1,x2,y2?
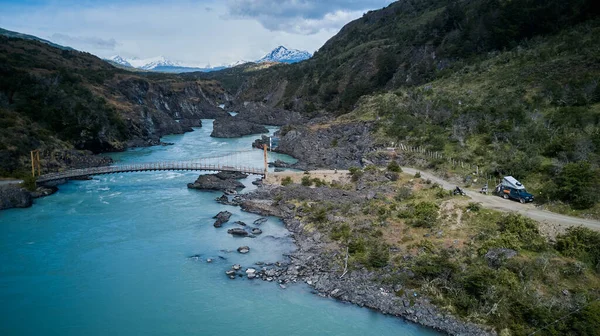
37,160,266,183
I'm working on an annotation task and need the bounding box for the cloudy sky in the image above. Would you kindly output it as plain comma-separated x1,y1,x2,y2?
0,0,395,66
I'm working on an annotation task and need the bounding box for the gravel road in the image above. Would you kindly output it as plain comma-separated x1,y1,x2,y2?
400,167,600,231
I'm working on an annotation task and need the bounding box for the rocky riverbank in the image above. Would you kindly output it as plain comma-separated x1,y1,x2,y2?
221,184,495,336
0,184,59,210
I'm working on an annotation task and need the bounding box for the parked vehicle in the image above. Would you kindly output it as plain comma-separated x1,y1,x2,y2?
453,186,467,196
495,176,534,203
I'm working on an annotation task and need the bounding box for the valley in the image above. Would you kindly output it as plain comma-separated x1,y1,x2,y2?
1,0,600,335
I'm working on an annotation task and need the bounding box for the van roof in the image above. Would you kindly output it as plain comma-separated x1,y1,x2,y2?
503,176,525,189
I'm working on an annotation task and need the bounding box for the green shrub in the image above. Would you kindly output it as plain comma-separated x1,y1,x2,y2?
309,206,327,223
368,242,389,268
409,202,439,228
395,187,413,202
330,223,351,242
571,301,600,335
301,175,313,186
497,214,547,251
349,167,364,182
411,250,457,280
364,165,378,172
21,175,37,192
387,161,402,172
312,178,327,187
414,172,421,178
554,162,600,209
281,176,293,186
467,202,482,212
556,227,600,272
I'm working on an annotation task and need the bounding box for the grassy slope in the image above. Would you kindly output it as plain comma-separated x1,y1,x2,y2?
204,0,599,113
346,20,600,216
287,169,600,335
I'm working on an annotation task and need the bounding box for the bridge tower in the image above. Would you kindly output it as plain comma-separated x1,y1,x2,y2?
30,150,41,178
263,144,268,179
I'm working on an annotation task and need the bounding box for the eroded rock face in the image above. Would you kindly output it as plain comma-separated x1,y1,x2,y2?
0,185,32,210
234,102,304,126
210,115,268,138
273,121,377,170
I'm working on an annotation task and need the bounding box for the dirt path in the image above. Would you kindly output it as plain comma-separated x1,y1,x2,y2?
400,167,600,231
266,170,351,185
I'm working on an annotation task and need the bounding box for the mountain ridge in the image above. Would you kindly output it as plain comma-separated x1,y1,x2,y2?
107,45,311,73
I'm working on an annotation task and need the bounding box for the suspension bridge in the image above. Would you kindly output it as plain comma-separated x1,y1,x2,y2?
34,147,270,184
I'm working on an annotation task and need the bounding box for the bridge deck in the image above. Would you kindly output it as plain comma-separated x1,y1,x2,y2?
37,162,266,183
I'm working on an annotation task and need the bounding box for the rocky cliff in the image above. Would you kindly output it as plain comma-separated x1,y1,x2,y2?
274,121,379,169
0,36,230,175
234,101,305,126
211,115,268,138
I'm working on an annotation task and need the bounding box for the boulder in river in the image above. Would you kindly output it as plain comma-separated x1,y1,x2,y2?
188,173,246,192
246,268,257,279
237,246,250,254
227,228,249,237
251,228,263,235
253,218,268,225
213,211,232,228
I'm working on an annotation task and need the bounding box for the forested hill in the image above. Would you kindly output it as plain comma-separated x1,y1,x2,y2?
0,36,229,176
201,0,600,213
202,0,599,114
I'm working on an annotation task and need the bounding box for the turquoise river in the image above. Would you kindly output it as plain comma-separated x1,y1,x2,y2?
0,120,439,336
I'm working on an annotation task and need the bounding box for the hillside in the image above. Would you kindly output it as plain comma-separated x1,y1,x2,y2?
204,0,599,114
203,0,600,213
0,36,229,176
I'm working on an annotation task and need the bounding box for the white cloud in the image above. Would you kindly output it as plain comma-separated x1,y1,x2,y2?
226,0,395,34
0,0,393,65
50,33,117,50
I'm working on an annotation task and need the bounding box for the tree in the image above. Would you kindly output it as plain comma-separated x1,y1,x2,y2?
555,162,599,209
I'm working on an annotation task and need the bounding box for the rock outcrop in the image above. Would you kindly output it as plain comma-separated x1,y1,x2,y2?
187,171,248,192
232,185,495,336
210,115,269,138
227,228,249,237
0,185,33,210
213,211,232,228
273,121,378,170
234,102,304,126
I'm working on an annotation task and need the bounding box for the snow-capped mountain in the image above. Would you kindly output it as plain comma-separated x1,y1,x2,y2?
257,46,311,64
106,46,310,74
109,56,180,70
108,55,132,68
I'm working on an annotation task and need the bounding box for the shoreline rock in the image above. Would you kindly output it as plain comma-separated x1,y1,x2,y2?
233,185,495,336
0,185,33,210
